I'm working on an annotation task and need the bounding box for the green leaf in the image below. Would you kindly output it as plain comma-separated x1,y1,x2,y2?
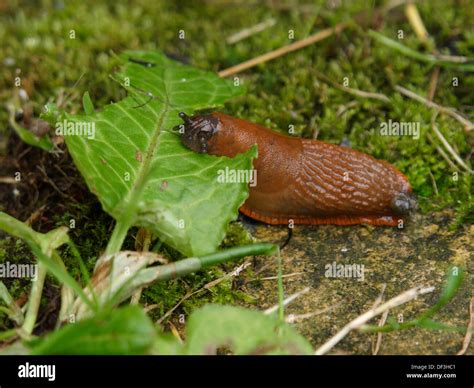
7,103,54,152
30,306,156,355
0,211,69,256
82,91,95,114
61,50,251,256
8,121,54,151
416,318,463,332
184,305,313,355
436,266,465,305
0,281,24,325
152,333,184,355
420,265,465,319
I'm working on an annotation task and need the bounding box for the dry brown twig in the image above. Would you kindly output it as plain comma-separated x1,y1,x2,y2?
314,71,391,103
395,85,474,132
0,177,17,184
218,1,413,78
427,66,440,102
218,23,348,77
426,133,460,172
430,112,473,174
286,302,342,324
402,0,471,187
404,2,429,43
314,285,435,355
373,310,389,355
156,260,252,325
370,284,387,355
246,271,304,283
226,18,276,44
264,287,310,315
457,297,474,355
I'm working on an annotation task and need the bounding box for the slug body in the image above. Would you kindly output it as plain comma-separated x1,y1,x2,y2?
179,112,415,226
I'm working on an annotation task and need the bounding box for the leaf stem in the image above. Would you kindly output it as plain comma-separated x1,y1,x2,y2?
22,263,47,335
0,328,18,342
197,243,278,267
105,220,130,255
104,243,279,309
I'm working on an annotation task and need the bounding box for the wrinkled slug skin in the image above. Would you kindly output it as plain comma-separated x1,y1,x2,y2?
180,112,414,226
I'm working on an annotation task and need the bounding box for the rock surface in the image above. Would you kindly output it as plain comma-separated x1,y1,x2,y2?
241,210,473,355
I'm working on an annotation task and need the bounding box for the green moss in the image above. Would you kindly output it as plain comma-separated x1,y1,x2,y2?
221,222,255,248
50,203,113,280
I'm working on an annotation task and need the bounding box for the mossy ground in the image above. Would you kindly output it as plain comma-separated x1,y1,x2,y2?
0,0,472,352
244,211,473,354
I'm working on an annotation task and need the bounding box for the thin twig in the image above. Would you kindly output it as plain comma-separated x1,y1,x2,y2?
371,284,387,355
226,18,276,44
428,170,439,196
0,177,17,184
395,85,474,131
168,321,183,343
315,285,435,355
264,287,310,315
246,272,304,283
427,67,440,102
219,2,412,77
404,3,428,43
373,310,389,355
370,284,387,310
218,23,348,77
314,71,390,103
36,166,78,202
431,113,473,173
156,260,252,325
426,133,460,172
286,302,342,324
143,303,161,313
457,297,473,355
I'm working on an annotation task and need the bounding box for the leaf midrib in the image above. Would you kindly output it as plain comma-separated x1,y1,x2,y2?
115,66,172,219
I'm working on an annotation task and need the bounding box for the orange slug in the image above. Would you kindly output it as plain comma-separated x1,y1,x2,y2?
179,112,416,227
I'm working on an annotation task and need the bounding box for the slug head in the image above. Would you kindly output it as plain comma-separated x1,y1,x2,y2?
391,192,417,216
179,112,219,153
